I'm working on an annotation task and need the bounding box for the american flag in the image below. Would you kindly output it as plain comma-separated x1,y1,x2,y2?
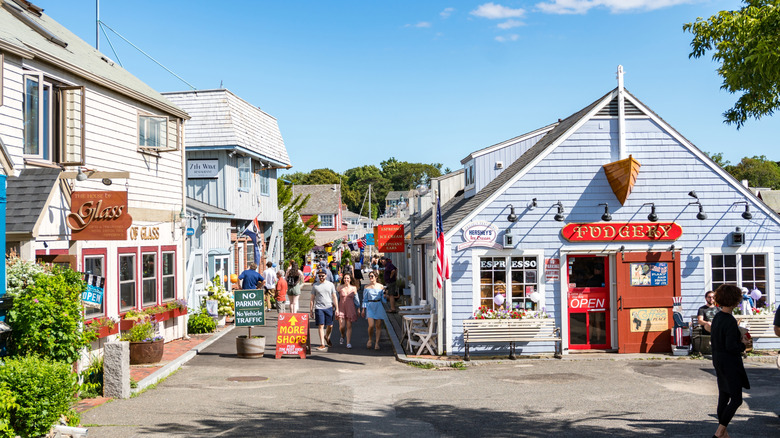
436,197,450,288
357,237,367,249
241,216,261,264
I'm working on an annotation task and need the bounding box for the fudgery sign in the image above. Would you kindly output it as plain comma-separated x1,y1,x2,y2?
561,223,682,242
67,191,133,240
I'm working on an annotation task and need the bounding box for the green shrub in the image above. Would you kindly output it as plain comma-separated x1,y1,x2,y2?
203,277,234,316
0,356,78,438
120,321,159,342
188,311,216,334
7,266,92,363
79,355,104,399
4,257,48,298
0,384,17,438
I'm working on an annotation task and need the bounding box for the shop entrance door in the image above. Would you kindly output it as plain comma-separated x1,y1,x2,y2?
567,255,610,350
615,251,680,353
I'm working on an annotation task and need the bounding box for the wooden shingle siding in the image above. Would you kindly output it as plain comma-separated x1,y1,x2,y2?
446,108,780,354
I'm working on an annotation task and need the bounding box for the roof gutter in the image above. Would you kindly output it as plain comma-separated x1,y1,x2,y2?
188,145,292,169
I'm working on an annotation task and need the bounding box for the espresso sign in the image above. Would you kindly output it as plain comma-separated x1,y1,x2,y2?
67,191,133,240
375,224,404,253
561,223,682,242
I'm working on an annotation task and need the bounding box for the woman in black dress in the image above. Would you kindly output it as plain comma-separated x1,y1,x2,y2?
710,284,751,438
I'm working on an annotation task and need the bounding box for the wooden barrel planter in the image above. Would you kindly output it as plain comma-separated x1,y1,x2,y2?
129,339,165,364
236,335,265,358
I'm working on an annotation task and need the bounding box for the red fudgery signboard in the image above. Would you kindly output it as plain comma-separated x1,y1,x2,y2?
375,224,404,253
275,313,309,359
561,222,682,242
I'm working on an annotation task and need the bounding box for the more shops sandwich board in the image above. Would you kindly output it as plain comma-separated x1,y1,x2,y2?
275,313,310,359
234,290,265,327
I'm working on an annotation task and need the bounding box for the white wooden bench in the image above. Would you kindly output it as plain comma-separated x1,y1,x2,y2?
463,318,562,361
735,314,778,341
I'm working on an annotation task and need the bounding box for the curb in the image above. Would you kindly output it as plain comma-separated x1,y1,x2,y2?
133,325,235,393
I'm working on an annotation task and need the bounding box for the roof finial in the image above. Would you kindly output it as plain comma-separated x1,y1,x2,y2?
617,65,626,160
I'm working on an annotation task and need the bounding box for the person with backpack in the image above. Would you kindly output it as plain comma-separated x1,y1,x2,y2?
285,260,305,313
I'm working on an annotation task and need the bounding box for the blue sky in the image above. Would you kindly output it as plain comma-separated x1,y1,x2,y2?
36,1,777,174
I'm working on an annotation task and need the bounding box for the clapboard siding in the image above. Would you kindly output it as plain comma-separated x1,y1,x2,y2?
446,110,780,354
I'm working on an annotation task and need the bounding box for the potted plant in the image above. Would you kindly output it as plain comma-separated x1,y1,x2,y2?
120,309,144,330
144,305,170,323
166,299,188,318
121,321,164,364
236,331,266,359
203,277,234,326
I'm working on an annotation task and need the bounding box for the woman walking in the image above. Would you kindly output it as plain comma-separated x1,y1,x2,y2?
336,273,359,348
361,270,386,350
285,260,305,314
710,284,751,438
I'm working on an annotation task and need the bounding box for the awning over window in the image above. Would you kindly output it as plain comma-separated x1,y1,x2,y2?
5,167,61,238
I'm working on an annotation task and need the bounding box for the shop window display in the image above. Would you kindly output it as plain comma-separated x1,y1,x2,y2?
479,256,539,310
712,253,767,307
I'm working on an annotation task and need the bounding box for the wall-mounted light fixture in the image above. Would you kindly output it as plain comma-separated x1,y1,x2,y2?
554,201,565,222
506,204,518,223
503,227,514,248
688,191,707,220
201,216,208,232
733,200,752,220
527,198,537,210
644,202,658,222
599,203,612,222
619,244,625,261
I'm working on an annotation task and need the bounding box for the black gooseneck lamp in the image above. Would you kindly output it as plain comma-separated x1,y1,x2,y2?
554,201,565,222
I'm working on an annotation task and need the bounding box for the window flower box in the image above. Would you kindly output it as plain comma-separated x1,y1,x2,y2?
85,317,119,339
96,324,119,339
172,307,187,318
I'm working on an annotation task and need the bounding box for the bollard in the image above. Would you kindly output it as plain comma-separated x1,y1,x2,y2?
103,341,130,399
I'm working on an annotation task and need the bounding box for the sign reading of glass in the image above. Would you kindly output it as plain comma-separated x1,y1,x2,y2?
630,263,668,286
234,290,265,326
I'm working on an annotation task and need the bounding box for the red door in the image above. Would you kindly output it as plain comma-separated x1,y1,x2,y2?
567,255,610,350
616,251,680,353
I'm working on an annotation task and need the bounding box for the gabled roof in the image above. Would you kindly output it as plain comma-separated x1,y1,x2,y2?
162,89,291,167
0,0,187,119
417,89,612,242
385,190,414,201
758,190,780,213
293,184,341,215
5,167,61,235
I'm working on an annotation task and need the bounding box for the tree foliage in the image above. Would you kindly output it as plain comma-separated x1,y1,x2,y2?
684,1,780,127
706,152,780,188
278,179,319,268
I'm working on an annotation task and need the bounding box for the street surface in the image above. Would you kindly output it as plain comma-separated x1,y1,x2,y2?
82,284,779,437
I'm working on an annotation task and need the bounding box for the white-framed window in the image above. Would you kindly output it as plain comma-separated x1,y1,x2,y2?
23,73,53,160
138,113,179,152
162,251,176,301
478,254,540,311
320,214,334,228
238,156,251,191
142,252,157,306
711,253,768,306
83,254,104,318
119,253,136,311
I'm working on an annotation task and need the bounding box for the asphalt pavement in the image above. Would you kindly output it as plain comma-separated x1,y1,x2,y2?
80,283,780,437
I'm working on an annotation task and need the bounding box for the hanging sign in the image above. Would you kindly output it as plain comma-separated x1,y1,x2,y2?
186,227,195,236
81,274,105,308
457,221,501,251
234,290,265,326
630,263,668,286
629,308,669,332
561,223,682,242
275,313,309,359
365,233,375,245
375,224,404,253
187,159,219,179
67,191,133,240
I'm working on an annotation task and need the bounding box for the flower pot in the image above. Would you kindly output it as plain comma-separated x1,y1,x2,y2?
217,314,227,327
236,335,265,359
129,339,165,365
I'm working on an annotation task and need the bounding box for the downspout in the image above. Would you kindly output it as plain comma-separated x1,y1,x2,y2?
617,65,627,160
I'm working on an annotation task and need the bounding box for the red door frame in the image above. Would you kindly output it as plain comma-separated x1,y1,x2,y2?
566,255,611,350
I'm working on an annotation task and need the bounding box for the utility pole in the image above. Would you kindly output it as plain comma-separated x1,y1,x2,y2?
96,0,100,50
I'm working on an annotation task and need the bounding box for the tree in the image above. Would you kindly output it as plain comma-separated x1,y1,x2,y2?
344,165,389,219
726,155,780,189
684,1,780,127
705,151,731,168
277,180,319,268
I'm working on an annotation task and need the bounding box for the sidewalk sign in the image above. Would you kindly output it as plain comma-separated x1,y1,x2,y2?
234,290,265,326
275,313,310,359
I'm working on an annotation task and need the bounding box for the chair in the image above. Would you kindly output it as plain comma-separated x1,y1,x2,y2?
411,316,437,355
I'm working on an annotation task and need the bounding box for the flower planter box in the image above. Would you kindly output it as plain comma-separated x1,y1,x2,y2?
95,324,119,339
151,311,171,323
119,318,137,331
172,307,187,318
129,339,165,364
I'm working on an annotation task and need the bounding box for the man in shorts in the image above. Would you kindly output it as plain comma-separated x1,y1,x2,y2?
383,257,399,313
310,270,339,351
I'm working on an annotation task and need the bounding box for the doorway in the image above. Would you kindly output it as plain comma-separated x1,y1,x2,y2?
567,255,610,350
615,251,679,353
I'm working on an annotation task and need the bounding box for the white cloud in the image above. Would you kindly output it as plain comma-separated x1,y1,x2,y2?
495,34,520,42
535,0,696,15
497,19,524,29
471,3,526,19
440,7,455,18
405,21,432,28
